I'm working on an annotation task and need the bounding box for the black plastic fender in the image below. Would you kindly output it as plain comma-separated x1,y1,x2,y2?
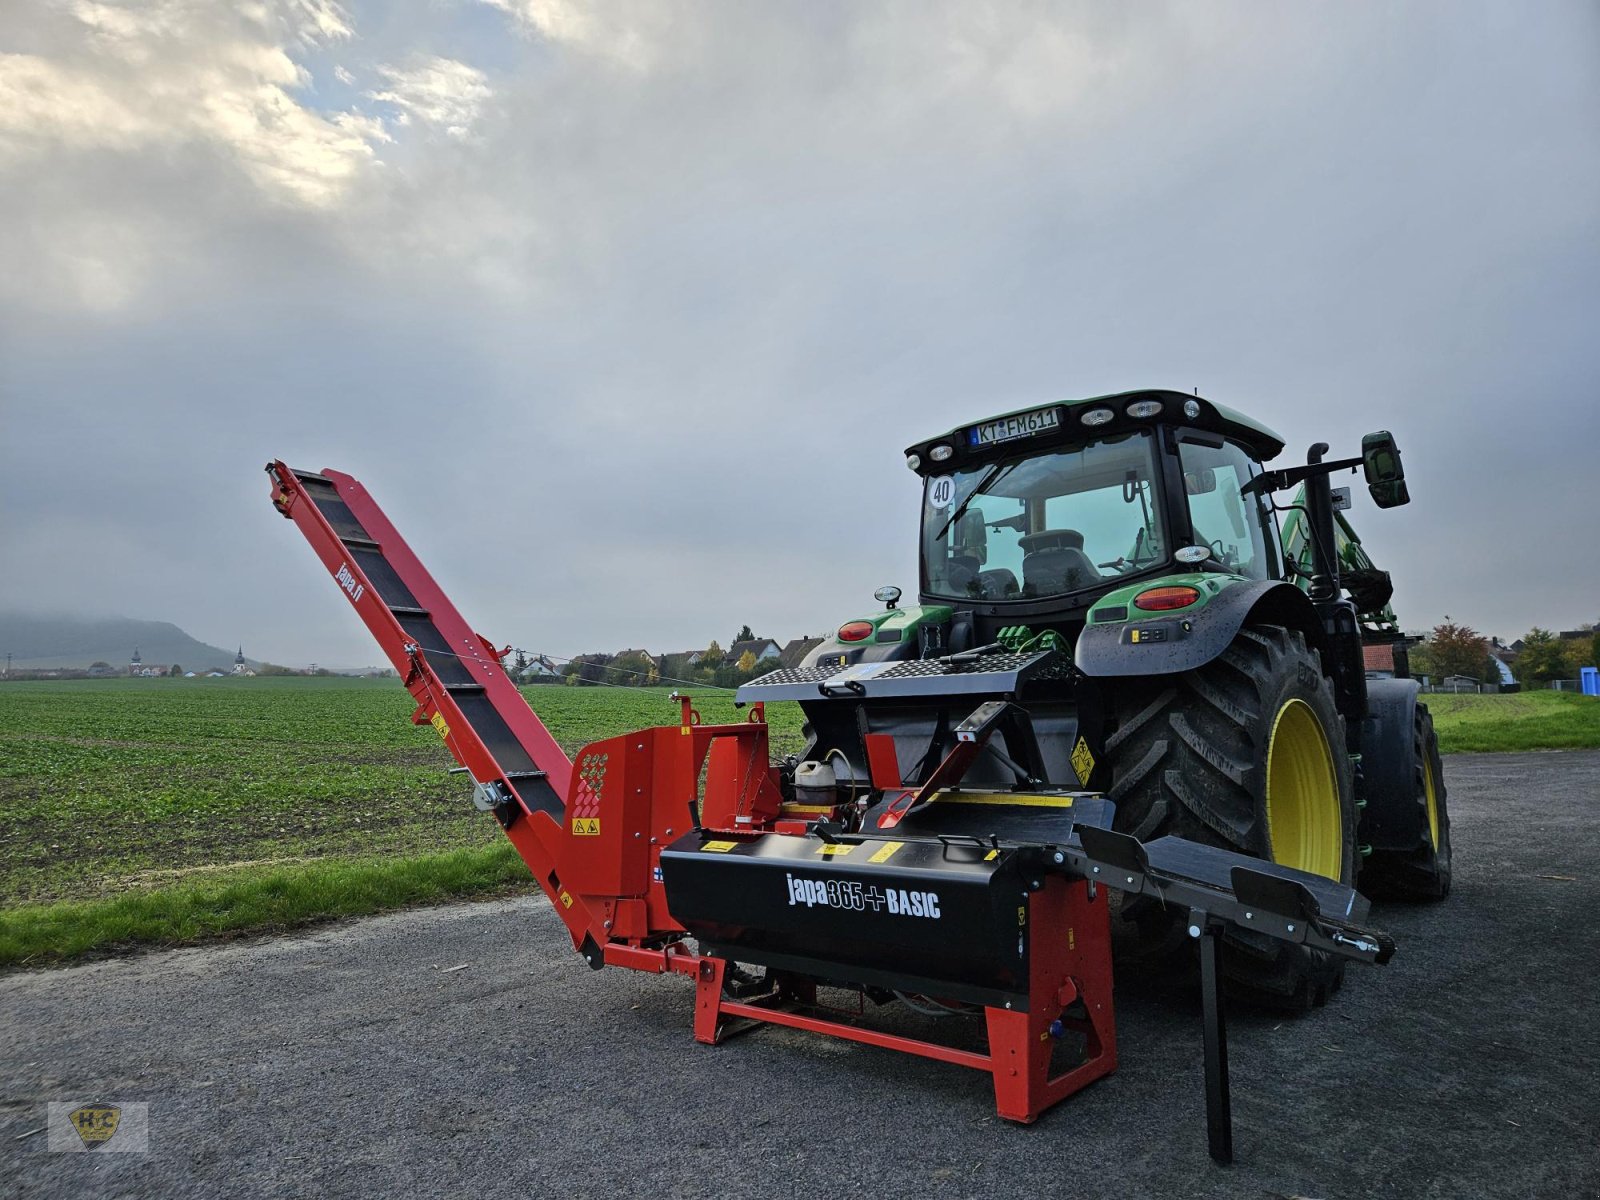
1356,678,1426,852
1074,579,1321,678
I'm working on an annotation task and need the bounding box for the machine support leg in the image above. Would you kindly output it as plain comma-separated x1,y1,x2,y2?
1199,924,1233,1165
693,957,727,1044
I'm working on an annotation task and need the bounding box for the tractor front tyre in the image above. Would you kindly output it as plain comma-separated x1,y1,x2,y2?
1362,703,1452,900
1103,625,1358,1011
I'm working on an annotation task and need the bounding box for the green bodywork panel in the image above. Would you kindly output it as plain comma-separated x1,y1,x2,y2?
1085,572,1252,623
867,604,954,644
1279,486,1402,635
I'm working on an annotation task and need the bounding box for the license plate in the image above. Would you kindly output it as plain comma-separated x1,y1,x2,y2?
968,407,1060,447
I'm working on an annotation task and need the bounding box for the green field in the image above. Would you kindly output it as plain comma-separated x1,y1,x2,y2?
2,676,1595,966
0,677,804,965
1424,689,1600,753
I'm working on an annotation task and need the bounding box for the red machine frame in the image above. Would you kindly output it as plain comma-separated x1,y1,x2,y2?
269,460,1122,1123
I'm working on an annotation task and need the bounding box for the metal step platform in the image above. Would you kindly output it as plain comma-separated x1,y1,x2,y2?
736,649,1072,703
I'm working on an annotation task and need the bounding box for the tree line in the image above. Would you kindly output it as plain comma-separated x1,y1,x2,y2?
1411,620,1598,686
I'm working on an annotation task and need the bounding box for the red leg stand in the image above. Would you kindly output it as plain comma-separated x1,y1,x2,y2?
694,957,727,1044
987,876,1118,1122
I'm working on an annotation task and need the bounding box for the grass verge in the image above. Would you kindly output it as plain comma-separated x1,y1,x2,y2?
0,842,532,969
1426,690,1600,753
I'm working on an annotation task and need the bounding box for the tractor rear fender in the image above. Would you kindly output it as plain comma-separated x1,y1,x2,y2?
1356,678,1427,852
1074,579,1323,678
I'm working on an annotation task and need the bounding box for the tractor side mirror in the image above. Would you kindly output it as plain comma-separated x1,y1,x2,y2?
1184,467,1218,496
1361,431,1409,509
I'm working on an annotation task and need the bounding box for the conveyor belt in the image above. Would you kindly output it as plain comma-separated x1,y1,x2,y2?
268,462,570,818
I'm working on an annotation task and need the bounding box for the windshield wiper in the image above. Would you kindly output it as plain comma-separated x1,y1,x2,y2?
931,460,1021,544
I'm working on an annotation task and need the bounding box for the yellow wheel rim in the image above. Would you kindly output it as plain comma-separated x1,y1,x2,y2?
1264,699,1342,880
1423,752,1440,850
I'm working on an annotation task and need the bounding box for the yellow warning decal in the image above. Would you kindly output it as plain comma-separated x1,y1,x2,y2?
932,791,1076,809
430,712,450,741
816,844,855,857
701,840,738,853
559,891,574,909
572,817,601,836
868,841,904,864
985,849,1001,861
1071,737,1096,785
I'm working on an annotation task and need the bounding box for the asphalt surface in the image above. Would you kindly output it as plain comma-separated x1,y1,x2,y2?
4,750,1598,1200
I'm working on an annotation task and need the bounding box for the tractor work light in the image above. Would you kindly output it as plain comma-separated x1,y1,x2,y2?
1080,407,1115,427
1126,399,1164,419
1183,399,1202,419
906,454,921,471
929,444,954,463
837,621,875,641
1133,585,1201,611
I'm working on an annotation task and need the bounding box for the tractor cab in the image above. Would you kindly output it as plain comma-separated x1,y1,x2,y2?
906,390,1287,644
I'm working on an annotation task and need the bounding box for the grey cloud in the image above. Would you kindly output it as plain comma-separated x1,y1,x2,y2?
2,0,1597,668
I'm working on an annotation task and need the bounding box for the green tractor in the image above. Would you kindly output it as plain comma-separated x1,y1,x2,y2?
754,389,1450,1009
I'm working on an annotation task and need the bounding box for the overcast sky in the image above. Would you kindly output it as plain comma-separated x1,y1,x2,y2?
2,0,1596,667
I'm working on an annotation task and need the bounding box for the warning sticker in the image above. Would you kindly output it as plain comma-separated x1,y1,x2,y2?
430,712,450,741
559,891,574,909
868,841,904,864
816,844,855,857
701,840,738,853
1071,736,1096,785
572,817,601,836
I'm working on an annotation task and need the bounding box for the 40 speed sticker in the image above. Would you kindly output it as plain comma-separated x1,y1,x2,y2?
785,873,941,919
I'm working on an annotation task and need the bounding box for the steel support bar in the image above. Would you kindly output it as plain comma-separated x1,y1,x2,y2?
711,998,996,1071
1198,924,1233,1165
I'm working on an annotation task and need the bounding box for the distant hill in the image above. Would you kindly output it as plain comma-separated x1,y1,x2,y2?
0,613,250,672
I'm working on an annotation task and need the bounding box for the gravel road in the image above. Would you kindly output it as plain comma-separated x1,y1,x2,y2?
4,750,1598,1199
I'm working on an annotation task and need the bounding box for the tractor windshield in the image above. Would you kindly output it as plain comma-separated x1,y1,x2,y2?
921,430,1168,602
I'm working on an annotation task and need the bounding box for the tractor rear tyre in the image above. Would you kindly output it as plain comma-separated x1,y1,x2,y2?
1362,703,1452,899
1103,625,1358,1011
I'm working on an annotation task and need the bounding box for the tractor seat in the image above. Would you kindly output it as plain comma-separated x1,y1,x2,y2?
1020,529,1100,595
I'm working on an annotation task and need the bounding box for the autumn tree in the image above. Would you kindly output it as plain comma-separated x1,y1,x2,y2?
701,640,724,667
737,650,757,674
1428,619,1490,682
